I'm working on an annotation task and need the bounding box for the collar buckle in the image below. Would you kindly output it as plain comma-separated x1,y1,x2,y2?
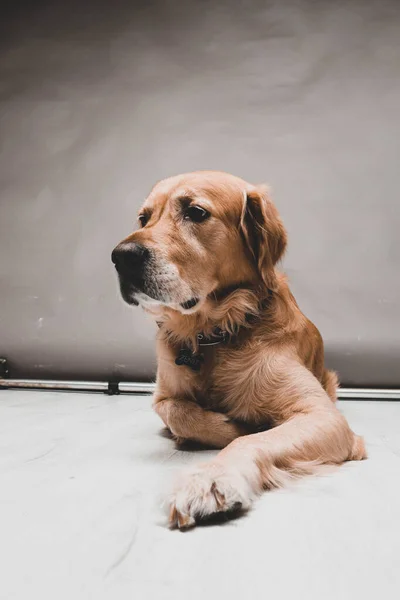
197,328,228,346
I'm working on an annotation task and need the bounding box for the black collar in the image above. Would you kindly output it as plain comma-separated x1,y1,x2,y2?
174,327,233,371
157,326,230,372
196,327,228,346
157,286,273,372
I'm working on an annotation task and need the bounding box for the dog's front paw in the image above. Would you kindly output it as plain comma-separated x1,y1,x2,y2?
168,462,258,530
154,398,194,437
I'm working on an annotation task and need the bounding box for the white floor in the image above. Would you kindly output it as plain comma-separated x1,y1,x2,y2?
0,391,399,600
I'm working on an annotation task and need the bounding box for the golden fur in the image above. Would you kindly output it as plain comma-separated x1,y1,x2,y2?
113,170,366,530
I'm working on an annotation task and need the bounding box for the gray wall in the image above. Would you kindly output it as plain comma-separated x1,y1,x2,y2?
1,0,399,386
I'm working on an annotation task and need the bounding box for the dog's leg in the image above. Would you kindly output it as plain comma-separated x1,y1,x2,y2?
154,398,248,448
168,365,366,529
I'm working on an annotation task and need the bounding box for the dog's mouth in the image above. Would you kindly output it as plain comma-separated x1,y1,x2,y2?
180,298,199,311
116,268,201,312
118,281,140,306
119,279,201,312
126,289,201,314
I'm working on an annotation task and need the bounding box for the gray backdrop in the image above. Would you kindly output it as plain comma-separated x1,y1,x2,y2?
1,0,399,386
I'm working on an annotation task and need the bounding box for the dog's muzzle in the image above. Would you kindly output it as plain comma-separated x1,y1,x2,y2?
112,242,200,310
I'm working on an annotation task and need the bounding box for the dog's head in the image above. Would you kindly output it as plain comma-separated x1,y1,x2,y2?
112,171,287,315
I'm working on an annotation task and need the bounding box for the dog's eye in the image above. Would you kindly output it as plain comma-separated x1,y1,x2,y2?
184,205,210,223
138,214,149,227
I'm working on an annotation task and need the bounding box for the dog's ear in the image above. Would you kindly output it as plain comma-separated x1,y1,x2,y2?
240,185,287,290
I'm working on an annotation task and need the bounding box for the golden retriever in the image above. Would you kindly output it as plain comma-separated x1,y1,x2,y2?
112,170,366,529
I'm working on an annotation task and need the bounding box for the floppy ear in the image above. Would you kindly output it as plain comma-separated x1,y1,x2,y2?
240,185,287,290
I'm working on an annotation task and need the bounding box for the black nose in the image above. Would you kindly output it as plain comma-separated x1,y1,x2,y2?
111,243,150,273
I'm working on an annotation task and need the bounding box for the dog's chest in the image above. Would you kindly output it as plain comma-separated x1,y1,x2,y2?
158,336,263,419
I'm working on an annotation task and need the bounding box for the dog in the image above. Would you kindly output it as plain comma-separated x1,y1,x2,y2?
112,170,366,530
